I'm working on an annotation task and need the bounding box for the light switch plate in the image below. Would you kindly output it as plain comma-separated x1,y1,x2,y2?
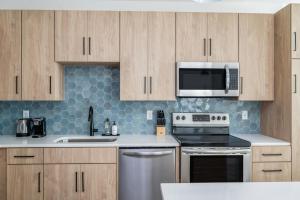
147,110,153,120
242,110,248,120
23,110,30,118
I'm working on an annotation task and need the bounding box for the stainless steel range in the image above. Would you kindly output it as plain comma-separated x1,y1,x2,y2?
172,112,251,183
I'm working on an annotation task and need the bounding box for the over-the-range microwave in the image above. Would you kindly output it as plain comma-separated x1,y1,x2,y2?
176,62,240,97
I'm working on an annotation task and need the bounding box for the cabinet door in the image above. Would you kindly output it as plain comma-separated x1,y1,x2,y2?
253,162,291,182
292,59,300,181
176,13,208,62
44,164,80,200
87,11,119,62
55,11,87,62
148,12,176,100
207,13,238,62
292,4,300,58
0,11,21,100
239,14,274,101
120,12,148,101
7,165,43,200
80,164,117,200
22,11,64,100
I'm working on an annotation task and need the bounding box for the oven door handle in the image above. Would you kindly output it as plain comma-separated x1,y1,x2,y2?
182,149,251,155
225,65,230,94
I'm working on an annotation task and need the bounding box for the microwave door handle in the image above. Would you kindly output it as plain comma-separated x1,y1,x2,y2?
225,65,230,94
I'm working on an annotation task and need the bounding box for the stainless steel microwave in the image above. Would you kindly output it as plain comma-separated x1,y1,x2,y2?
176,62,240,97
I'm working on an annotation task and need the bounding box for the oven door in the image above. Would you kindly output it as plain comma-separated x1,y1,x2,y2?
176,62,239,97
181,147,251,183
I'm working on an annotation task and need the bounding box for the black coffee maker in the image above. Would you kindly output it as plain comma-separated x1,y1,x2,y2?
32,117,46,138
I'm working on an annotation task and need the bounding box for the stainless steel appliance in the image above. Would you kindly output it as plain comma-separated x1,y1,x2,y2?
16,118,33,137
119,148,176,200
31,117,46,138
172,112,251,182
176,62,240,97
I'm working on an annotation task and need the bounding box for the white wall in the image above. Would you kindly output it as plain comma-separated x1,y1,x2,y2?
0,0,299,13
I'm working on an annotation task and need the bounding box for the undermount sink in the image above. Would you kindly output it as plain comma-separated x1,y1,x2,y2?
55,136,117,143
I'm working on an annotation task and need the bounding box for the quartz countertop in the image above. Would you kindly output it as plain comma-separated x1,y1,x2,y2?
232,133,290,146
0,134,179,148
161,182,299,200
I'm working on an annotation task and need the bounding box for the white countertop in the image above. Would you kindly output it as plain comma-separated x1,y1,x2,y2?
0,134,179,148
233,133,290,146
161,182,300,200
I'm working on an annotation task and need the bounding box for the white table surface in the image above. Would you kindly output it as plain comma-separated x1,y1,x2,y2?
161,182,300,200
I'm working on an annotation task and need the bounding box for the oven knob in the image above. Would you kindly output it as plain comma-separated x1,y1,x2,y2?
176,116,180,120
217,116,221,120
211,116,216,120
222,116,227,121
181,116,186,120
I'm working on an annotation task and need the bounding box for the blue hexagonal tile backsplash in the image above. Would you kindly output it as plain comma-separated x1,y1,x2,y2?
0,66,260,135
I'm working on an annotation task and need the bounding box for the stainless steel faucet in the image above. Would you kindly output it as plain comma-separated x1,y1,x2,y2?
88,106,98,136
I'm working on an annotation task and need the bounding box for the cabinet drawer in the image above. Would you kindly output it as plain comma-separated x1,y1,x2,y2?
7,148,44,164
252,146,291,162
44,148,117,164
252,162,291,182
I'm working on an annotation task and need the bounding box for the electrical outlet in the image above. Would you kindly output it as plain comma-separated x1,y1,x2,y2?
23,110,30,118
242,111,248,120
147,110,153,120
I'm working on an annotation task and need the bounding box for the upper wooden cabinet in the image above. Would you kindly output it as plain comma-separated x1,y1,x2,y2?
55,11,119,63
239,14,274,101
292,4,300,58
176,13,207,62
0,11,21,100
120,12,176,101
176,12,238,62
22,11,64,101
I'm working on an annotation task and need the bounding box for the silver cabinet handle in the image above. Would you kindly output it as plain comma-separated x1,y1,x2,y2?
293,32,297,51
293,74,297,93
75,172,78,192
209,38,212,56
88,37,91,55
123,150,173,157
262,153,283,156
38,172,41,193
15,76,18,94
150,76,152,94
240,77,243,94
204,38,206,56
144,76,147,94
82,37,86,55
225,65,230,94
262,169,282,173
81,172,85,192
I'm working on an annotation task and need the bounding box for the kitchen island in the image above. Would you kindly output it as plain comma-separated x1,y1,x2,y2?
161,182,299,200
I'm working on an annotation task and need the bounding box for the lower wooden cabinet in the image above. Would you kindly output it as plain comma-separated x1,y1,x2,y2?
252,162,291,182
44,164,117,200
7,165,43,200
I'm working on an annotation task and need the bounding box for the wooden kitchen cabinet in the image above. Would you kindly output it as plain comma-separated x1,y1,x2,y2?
239,14,274,101
176,13,208,62
176,12,238,62
55,11,119,63
44,164,80,200
0,149,6,200
120,11,176,101
0,11,21,100
22,11,64,101
292,4,300,58
80,164,117,200
7,165,43,200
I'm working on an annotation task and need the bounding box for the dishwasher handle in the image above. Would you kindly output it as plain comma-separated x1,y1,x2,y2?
122,150,173,157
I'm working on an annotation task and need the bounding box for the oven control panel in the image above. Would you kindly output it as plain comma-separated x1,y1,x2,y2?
172,113,229,127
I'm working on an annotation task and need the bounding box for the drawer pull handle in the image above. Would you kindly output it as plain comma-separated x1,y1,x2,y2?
75,172,78,192
38,172,41,193
13,155,35,158
262,169,282,173
262,153,282,156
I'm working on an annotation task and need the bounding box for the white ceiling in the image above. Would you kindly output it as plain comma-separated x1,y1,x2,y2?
0,0,299,13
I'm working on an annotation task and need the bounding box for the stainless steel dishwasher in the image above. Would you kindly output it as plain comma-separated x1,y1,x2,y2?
119,148,176,200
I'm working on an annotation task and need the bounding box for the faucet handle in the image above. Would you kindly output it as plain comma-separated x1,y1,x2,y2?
93,128,98,133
